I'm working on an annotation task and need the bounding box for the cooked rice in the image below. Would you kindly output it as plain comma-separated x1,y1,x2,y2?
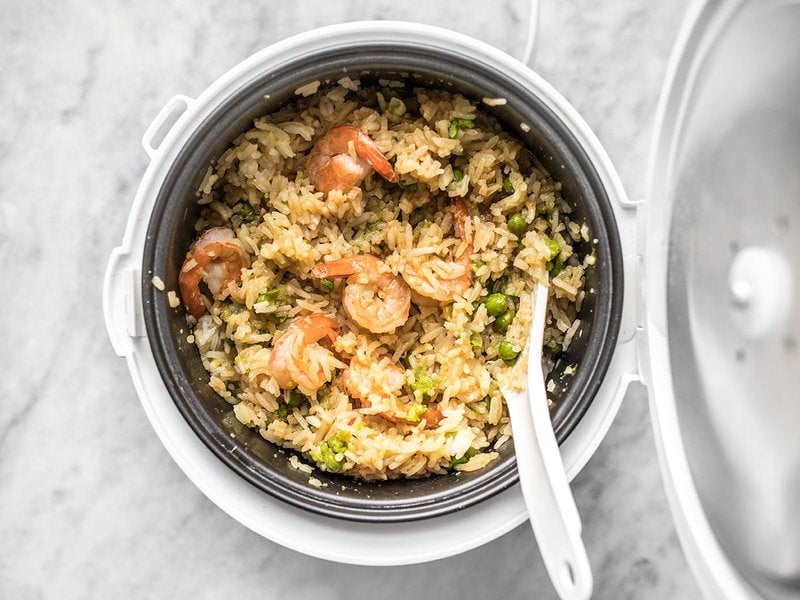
183,81,590,480
167,290,180,308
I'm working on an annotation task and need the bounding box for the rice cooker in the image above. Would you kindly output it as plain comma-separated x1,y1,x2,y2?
102,0,799,597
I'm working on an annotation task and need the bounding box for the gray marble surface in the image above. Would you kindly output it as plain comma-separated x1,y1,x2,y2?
1,0,702,598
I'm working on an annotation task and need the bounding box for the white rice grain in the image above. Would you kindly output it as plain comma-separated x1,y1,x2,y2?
295,80,321,97
482,97,507,106
167,290,180,308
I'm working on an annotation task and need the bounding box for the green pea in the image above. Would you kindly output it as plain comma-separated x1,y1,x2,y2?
484,293,509,317
507,213,527,237
545,238,561,259
287,390,305,408
549,256,565,277
502,177,515,194
309,442,343,473
319,278,334,293
546,342,563,356
452,169,464,182
327,435,347,454
497,339,520,363
494,310,515,333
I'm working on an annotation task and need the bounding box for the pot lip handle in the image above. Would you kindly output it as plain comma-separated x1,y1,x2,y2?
141,95,195,159
103,247,144,357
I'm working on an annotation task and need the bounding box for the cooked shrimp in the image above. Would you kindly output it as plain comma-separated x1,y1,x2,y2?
401,197,473,303
341,356,406,403
306,125,398,193
310,254,411,334
341,357,442,429
178,227,250,319
268,314,343,396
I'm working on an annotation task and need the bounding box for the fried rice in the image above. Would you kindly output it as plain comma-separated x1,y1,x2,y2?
179,79,592,480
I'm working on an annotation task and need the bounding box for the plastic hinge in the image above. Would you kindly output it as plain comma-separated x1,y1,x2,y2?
618,196,644,208
618,253,641,343
141,95,194,159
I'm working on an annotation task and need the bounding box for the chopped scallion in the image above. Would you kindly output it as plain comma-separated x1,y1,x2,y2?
237,202,257,223
470,331,483,354
411,366,437,397
406,403,428,422
256,288,282,304
448,118,474,138
447,448,479,471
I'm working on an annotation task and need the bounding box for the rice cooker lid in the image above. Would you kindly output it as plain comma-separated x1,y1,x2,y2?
640,0,800,597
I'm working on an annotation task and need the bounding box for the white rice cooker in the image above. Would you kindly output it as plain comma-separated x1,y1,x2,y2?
103,0,799,597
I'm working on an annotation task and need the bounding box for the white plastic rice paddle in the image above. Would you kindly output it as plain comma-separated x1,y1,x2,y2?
502,283,593,600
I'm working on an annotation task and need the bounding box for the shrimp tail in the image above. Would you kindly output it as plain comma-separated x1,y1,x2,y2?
178,266,207,319
310,255,378,279
307,125,397,193
296,314,340,345
354,133,398,183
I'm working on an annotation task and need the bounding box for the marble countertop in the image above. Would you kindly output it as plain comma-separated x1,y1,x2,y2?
2,0,702,597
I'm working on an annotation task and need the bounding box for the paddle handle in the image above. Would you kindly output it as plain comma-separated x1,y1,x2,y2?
519,284,593,599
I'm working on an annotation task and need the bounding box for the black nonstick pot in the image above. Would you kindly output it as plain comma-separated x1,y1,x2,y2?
140,27,623,522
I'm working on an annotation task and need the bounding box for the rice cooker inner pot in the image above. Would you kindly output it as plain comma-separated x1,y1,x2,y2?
141,42,624,522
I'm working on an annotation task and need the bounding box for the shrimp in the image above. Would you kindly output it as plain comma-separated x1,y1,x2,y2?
341,357,442,429
268,314,343,397
178,227,250,319
306,125,398,193
310,254,411,334
401,197,473,304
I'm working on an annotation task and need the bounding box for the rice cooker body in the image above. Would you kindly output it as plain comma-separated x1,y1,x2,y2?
104,21,641,564
139,39,625,522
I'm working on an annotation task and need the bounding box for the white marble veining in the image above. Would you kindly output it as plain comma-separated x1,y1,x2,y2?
1,0,701,598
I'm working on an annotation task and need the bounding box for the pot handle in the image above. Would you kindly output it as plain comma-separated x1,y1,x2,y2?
141,95,195,159
103,247,144,357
